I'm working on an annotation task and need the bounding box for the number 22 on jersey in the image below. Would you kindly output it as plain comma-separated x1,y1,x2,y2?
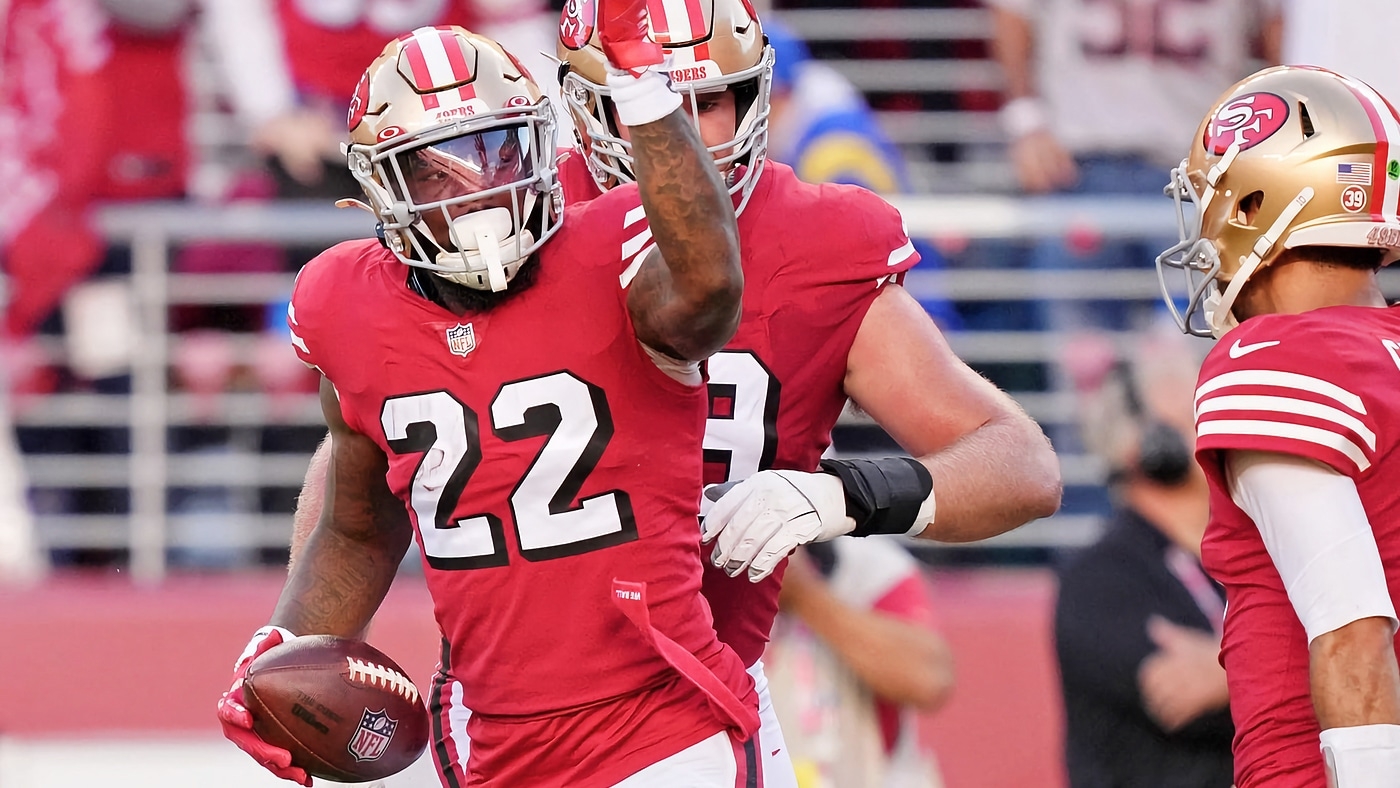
381,372,637,570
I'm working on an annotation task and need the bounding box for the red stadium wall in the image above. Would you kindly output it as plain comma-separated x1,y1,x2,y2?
0,568,1065,787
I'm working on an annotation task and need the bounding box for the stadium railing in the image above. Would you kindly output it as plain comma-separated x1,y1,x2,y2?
22,194,1400,580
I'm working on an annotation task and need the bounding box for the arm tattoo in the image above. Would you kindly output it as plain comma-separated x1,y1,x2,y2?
628,110,743,360
272,427,410,636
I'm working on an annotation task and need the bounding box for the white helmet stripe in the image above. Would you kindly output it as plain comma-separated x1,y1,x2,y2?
1337,73,1400,222
412,28,465,88
656,0,697,43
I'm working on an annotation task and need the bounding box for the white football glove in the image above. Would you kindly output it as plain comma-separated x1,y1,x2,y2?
700,470,855,582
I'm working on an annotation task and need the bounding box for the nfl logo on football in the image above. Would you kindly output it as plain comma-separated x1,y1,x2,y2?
445,323,476,357
348,708,398,762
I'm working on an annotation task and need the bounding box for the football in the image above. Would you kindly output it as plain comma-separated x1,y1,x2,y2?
242,635,431,782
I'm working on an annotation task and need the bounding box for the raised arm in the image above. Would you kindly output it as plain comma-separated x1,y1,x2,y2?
272,377,412,636
596,0,743,361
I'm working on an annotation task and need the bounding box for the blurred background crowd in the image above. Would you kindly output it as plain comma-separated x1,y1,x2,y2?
2,0,1399,786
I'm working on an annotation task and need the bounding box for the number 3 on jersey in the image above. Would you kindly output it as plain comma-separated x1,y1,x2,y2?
704,351,780,484
381,372,637,570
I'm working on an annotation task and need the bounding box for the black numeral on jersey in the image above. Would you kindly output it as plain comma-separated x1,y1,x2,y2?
704,351,781,483
381,372,637,570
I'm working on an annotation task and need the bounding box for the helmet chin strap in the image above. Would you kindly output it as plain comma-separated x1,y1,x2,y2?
1208,186,1316,337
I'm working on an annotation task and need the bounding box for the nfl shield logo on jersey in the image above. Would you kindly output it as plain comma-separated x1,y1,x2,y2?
445,323,476,357
347,708,397,762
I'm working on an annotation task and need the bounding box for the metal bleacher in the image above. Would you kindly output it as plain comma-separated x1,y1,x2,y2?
777,4,1011,192
4,4,1274,579
16,194,1180,582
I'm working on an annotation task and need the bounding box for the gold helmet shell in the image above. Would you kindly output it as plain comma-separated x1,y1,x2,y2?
346,26,561,291
555,0,773,211
1158,65,1400,337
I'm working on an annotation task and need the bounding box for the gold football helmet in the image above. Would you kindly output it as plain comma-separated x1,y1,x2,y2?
346,26,561,292
1158,65,1400,337
555,0,773,212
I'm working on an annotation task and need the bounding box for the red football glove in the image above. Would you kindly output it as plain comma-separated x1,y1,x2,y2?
217,625,311,787
597,0,664,74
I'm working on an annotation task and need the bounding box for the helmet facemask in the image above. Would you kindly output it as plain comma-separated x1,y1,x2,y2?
1157,152,1232,338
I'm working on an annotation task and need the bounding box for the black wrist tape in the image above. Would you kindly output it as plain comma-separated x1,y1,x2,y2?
817,457,933,537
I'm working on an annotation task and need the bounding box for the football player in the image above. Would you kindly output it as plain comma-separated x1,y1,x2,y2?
1157,65,1400,787
558,0,1061,783
218,13,765,788
287,2,1060,784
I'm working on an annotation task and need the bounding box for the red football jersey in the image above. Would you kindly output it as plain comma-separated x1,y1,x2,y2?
289,187,756,787
699,162,920,665
556,155,922,665
1194,305,1400,788
555,148,604,204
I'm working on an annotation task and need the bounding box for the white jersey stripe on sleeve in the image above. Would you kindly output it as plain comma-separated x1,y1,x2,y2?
622,228,654,261
620,242,654,288
289,329,309,355
1198,419,1372,472
1196,394,1377,450
886,239,916,267
624,205,648,228
1195,369,1366,415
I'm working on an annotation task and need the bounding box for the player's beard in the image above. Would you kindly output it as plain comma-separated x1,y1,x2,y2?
409,256,541,315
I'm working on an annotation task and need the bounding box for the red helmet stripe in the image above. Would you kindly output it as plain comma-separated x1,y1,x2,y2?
401,33,442,110
438,29,472,83
683,0,707,43
434,29,479,104
1335,73,1400,222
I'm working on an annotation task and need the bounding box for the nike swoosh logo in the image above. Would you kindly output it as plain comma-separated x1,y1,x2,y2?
1229,339,1280,358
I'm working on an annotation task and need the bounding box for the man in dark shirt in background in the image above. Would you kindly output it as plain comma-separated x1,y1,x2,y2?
1054,330,1232,787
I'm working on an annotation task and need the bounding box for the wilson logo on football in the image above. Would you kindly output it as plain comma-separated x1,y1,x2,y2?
558,0,596,51
347,708,398,762
1205,92,1290,154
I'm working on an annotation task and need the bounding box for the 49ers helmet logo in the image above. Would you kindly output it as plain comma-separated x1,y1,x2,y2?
559,0,596,51
348,71,371,131
1205,92,1290,154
